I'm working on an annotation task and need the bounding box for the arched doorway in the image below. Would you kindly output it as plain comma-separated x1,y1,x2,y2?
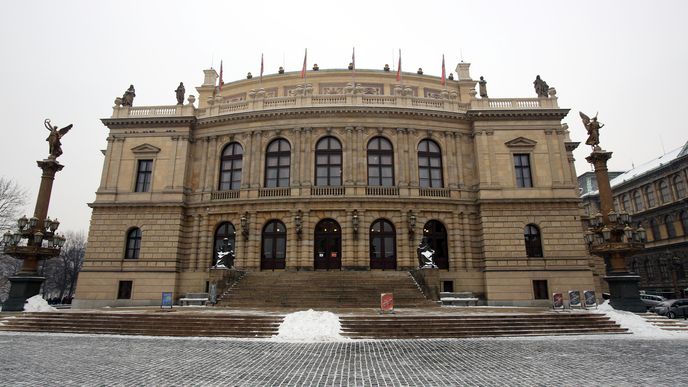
261,220,286,270
213,222,236,266
370,219,397,270
423,220,448,269
314,219,341,270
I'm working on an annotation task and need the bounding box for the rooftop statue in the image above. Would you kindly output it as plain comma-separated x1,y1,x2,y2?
175,82,185,105
479,76,488,98
533,75,549,98
121,85,136,107
579,111,604,148
44,119,72,160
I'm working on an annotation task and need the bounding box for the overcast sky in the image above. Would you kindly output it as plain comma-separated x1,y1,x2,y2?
1,0,686,234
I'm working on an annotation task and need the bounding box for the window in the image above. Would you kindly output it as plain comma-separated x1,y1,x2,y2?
369,219,397,270
649,219,661,241
315,137,342,186
644,186,655,208
261,220,287,270
514,154,533,188
213,222,236,266
681,211,688,235
665,215,676,239
644,260,655,281
117,281,133,299
660,260,670,280
674,176,686,199
367,137,394,186
219,143,243,190
622,194,631,212
634,190,644,212
125,228,141,259
524,224,543,257
135,160,153,192
264,139,291,188
533,280,548,300
658,181,671,204
417,139,443,188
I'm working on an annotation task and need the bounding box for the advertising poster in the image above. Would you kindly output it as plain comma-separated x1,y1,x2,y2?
584,290,597,308
568,290,581,308
380,293,394,313
161,292,173,309
552,292,563,309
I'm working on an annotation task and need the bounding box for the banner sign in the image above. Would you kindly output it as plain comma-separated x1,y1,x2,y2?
552,292,564,309
584,290,597,308
161,292,173,309
568,290,581,308
380,293,394,313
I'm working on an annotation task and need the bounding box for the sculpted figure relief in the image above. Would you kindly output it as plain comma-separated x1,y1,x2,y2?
121,85,136,107
175,82,185,105
533,75,549,98
579,111,604,147
44,119,72,160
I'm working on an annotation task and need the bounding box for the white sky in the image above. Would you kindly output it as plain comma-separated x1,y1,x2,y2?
0,0,686,234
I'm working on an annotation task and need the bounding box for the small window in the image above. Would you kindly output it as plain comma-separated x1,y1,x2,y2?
673,176,686,199
645,260,655,280
117,281,133,299
665,215,677,239
135,160,153,192
658,181,671,204
681,211,688,235
219,142,243,190
650,219,661,241
524,224,543,257
442,281,454,293
533,280,548,300
514,154,533,188
622,194,631,212
125,228,142,259
634,190,644,211
644,186,655,208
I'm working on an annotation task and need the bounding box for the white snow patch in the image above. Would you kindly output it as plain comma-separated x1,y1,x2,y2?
273,309,349,342
23,295,57,312
598,301,684,339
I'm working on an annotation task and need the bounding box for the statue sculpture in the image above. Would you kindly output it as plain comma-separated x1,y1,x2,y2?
479,76,488,98
579,111,604,148
417,237,438,269
121,85,136,107
44,119,72,160
215,242,235,269
533,75,549,98
175,82,185,105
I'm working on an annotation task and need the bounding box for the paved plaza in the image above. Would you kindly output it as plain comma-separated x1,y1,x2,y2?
1,332,685,386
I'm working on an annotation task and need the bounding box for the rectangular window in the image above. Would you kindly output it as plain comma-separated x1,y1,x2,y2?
514,154,533,188
533,280,548,300
117,280,133,299
135,160,153,192
442,281,454,293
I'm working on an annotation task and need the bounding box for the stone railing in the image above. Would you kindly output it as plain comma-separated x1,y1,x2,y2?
210,190,240,200
311,187,346,196
366,186,400,196
258,187,290,198
111,94,558,119
419,188,451,198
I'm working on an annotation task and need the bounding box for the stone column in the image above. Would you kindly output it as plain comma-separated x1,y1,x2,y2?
302,128,313,186
201,137,211,191
168,136,180,189
545,129,561,185
345,127,354,185
251,132,262,188
355,127,365,185
242,132,253,189
407,129,417,186
293,127,303,186
192,214,200,270
207,136,218,190
396,128,407,186
99,136,115,190
109,137,125,190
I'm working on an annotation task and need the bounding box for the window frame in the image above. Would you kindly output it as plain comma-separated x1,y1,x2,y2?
117,280,133,299
264,139,291,188
524,224,543,258
417,139,444,188
314,136,343,187
514,153,533,188
134,159,153,193
125,227,142,259
219,142,243,191
367,137,395,187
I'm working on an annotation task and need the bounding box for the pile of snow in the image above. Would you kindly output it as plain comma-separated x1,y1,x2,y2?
598,300,680,338
273,309,348,342
24,295,57,312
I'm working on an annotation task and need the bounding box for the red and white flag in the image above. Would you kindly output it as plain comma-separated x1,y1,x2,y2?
300,48,307,78
396,49,402,82
219,60,224,91
260,53,264,82
440,54,446,86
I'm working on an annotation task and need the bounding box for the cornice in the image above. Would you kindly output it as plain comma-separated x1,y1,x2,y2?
101,116,196,128
467,108,570,121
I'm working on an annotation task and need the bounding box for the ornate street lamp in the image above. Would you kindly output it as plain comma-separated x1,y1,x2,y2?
2,119,72,311
581,111,645,312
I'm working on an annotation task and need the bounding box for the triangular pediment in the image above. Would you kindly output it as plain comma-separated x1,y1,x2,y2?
131,144,161,154
505,137,537,149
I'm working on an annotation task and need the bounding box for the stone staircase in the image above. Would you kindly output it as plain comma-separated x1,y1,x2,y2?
0,312,283,337
216,270,437,308
339,313,628,339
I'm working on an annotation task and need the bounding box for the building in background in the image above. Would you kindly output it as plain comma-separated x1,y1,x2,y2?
73,60,596,308
581,142,688,298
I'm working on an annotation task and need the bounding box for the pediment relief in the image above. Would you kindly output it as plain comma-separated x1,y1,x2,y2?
504,137,537,149
131,143,161,154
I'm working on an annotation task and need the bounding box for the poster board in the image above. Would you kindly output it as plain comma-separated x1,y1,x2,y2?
584,290,597,309
568,290,582,309
161,292,173,309
552,292,564,310
380,293,394,314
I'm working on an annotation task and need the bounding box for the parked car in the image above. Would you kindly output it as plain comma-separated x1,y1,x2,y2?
652,299,688,319
640,294,667,309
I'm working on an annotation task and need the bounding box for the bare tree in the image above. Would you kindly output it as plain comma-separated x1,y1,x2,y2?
41,231,86,302
0,177,27,302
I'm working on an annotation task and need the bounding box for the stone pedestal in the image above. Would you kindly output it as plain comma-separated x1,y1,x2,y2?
2,275,45,311
410,268,440,301
605,274,646,313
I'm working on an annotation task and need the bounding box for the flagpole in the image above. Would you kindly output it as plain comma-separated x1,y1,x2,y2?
351,47,356,88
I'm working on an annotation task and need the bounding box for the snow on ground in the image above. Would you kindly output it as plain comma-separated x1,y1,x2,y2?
273,309,349,342
23,295,57,312
598,301,684,339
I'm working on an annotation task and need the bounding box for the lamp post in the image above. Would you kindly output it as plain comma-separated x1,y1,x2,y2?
581,112,645,312
2,119,71,311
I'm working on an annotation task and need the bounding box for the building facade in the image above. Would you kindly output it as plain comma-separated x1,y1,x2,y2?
581,142,688,298
73,62,596,308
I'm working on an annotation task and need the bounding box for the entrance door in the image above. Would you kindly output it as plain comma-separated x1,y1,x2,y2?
370,219,397,270
424,220,448,269
261,220,286,270
314,219,341,270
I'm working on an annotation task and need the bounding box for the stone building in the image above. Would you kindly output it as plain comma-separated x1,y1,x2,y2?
581,142,688,298
73,61,595,308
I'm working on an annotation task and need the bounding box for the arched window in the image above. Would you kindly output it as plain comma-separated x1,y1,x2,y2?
213,222,236,266
417,139,443,188
673,175,686,199
645,260,655,280
634,190,645,212
369,219,397,270
524,224,543,258
660,260,670,280
644,186,655,208
649,219,661,241
264,139,291,188
219,143,243,190
665,215,676,239
423,220,448,269
367,137,394,186
261,220,286,270
622,194,631,212
315,137,342,186
658,181,671,204
681,211,688,235
125,228,141,259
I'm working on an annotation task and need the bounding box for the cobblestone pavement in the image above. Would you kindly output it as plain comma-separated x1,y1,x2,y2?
1,333,685,386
